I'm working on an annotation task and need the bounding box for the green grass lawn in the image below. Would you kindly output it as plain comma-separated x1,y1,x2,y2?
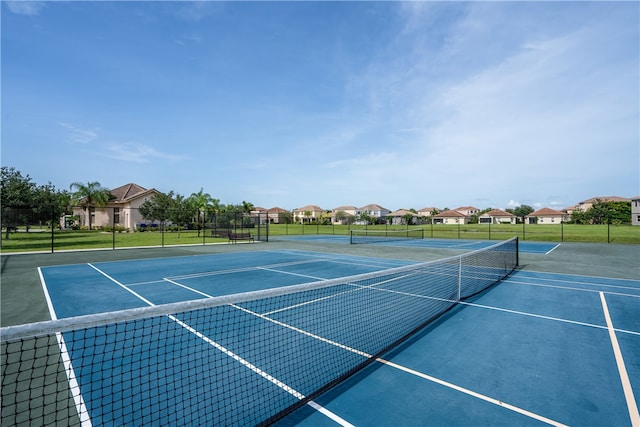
269,223,640,244
0,229,229,252
1,223,638,253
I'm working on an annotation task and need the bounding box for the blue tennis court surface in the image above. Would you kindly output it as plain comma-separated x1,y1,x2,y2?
272,235,559,254
38,249,639,426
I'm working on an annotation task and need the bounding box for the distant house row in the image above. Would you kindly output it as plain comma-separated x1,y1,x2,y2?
264,196,640,226
70,184,640,229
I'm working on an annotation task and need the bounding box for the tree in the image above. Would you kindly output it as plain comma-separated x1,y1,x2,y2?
402,213,416,225
1,167,36,238
139,191,174,226
139,192,198,237
358,212,373,225
189,188,216,236
32,183,68,230
587,200,630,225
240,200,254,213
69,181,111,230
335,210,354,225
509,205,534,224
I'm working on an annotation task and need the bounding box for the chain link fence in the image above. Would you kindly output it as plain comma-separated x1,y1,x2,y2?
1,206,269,253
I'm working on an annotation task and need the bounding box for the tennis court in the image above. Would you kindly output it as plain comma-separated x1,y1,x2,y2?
1,239,638,426
273,234,559,254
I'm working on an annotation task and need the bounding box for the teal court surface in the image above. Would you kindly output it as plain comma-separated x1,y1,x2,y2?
272,234,560,254
1,239,638,426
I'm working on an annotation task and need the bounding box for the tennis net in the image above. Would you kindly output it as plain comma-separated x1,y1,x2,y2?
1,237,518,426
350,227,425,244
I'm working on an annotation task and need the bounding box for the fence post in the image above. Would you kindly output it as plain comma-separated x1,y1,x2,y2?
112,207,116,250
51,205,55,253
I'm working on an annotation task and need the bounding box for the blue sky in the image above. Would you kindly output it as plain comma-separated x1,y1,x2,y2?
2,1,638,211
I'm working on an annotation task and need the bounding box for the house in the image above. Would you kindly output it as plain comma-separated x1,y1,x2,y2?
331,205,358,225
433,210,469,225
387,209,418,225
293,205,326,223
417,207,440,220
71,183,161,230
478,209,516,224
574,196,630,212
266,207,291,224
525,207,568,225
632,197,640,226
453,206,480,216
356,204,390,224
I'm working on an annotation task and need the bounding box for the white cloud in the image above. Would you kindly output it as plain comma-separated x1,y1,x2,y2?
59,123,99,144
5,1,45,16
175,2,222,22
105,143,187,163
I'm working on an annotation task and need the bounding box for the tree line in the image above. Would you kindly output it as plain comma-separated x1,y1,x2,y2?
0,167,254,236
1,166,633,236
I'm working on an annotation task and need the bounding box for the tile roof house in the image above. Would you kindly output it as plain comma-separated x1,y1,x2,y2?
266,207,291,224
331,205,358,224
71,183,161,230
525,207,568,225
575,196,630,212
387,209,418,225
417,207,440,218
478,209,516,224
356,204,391,224
293,205,326,223
433,209,469,224
453,206,480,216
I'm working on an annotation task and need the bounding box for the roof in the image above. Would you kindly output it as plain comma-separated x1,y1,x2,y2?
454,206,479,212
434,210,467,218
109,183,159,202
359,204,389,211
333,205,357,211
418,207,439,213
294,205,325,212
267,207,289,213
388,209,417,217
480,209,514,217
579,196,630,204
528,207,565,216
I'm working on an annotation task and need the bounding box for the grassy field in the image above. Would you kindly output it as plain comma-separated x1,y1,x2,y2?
2,222,638,253
269,223,640,244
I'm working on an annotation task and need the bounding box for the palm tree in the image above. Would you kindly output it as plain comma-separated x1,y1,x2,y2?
189,188,216,236
69,181,111,230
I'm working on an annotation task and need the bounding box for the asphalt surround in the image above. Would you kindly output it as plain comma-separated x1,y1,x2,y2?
1,238,638,426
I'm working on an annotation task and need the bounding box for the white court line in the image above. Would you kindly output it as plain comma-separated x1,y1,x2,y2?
545,243,561,254
86,265,348,425
599,292,640,426
458,300,640,336
507,280,640,299
377,359,569,427
38,268,93,427
514,270,640,283
89,262,567,426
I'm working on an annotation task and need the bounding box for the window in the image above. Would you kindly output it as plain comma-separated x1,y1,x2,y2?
114,207,120,224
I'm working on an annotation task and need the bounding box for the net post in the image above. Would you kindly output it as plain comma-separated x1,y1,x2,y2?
516,236,520,267
349,230,353,244
457,256,462,301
